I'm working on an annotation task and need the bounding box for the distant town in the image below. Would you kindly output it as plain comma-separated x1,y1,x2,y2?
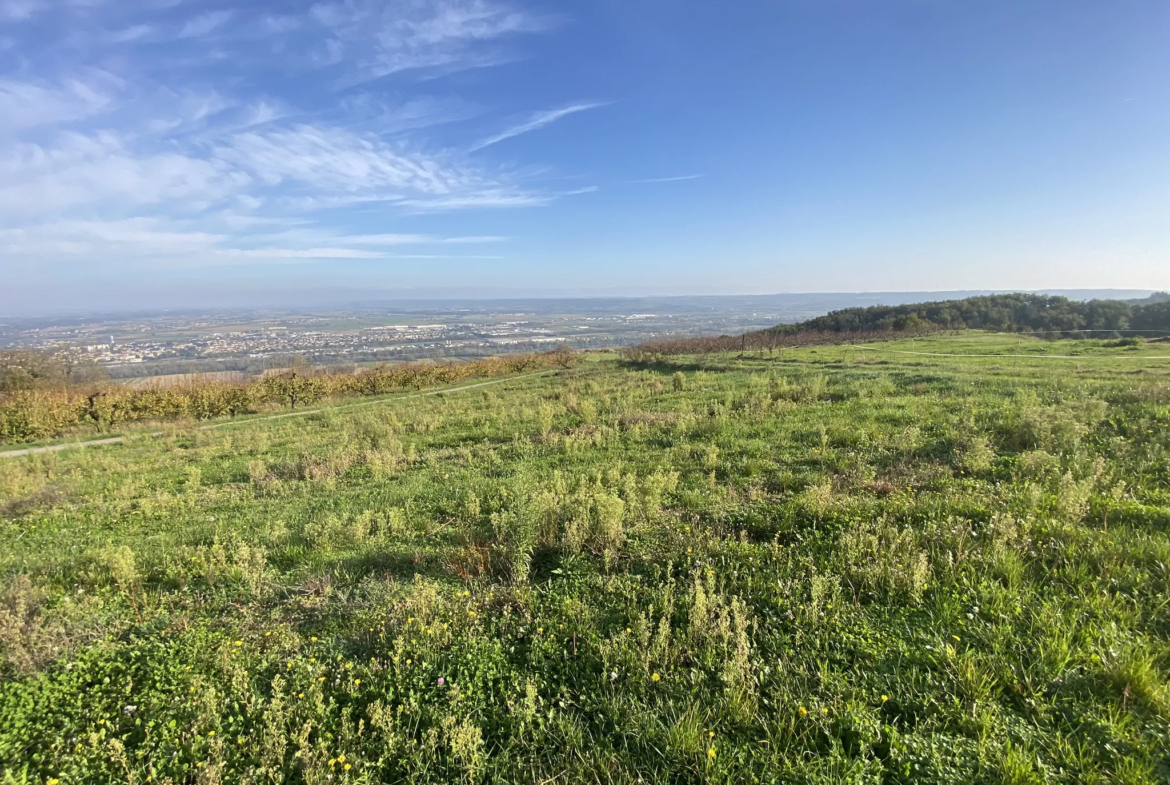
0,296,812,378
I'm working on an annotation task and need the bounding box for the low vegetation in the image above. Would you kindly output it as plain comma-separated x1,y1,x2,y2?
1,333,1169,783
0,351,574,445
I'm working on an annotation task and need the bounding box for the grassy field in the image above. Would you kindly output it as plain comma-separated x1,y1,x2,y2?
2,332,1169,784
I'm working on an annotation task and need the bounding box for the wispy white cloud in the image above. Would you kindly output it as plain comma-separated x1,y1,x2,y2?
0,75,116,132
0,131,248,217
1,2,592,280
1,218,510,269
218,247,388,260
629,174,703,184
0,0,44,22
471,103,604,151
337,233,508,245
178,10,234,39
309,0,557,82
109,24,152,43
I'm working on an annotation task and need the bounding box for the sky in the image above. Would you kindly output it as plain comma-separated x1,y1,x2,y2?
2,0,1169,313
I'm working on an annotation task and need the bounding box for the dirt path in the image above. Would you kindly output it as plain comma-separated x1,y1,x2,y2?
0,370,556,459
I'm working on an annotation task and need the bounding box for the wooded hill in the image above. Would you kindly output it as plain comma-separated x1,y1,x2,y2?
771,292,1170,335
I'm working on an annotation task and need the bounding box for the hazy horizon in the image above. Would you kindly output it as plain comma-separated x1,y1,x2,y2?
1,288,1160,321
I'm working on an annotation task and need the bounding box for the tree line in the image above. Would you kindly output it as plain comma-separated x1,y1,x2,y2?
625,293,1170,359
770,293,1170,336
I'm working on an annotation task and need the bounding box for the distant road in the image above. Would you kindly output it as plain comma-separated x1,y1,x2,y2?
0,371,556,459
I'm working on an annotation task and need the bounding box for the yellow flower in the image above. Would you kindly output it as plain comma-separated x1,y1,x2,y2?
328,759,336,766
338,755,346,763
47,779,60,785
208,731,215,737
406,659,412,665
651,672,661,682
952,635,961,642
881,695,889,703
709,731,715,739
798,706,808,717
344,764,352,772
310,636,318,642
353,679,361,686
707,748,716,759
821,708,829,715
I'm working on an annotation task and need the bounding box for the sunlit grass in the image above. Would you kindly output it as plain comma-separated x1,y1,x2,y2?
2,335,1169,783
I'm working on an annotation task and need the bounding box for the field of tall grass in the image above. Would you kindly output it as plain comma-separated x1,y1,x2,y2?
2,333,1169,783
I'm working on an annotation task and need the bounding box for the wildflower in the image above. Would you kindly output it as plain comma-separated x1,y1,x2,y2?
310,636,318,642
798,706,808,717
47,779,60,785
338,755,346,764
353,679,361,686
707,748,716,759
208,731,215,737
318,677,325,682
406,659,412,665
651,672,661,682
952,635,961,642
344,764,352,771
709,731,715,739
328,759,336,766
438,677,446,686
821,707,829,715
232,640,242,647
881,695,889,703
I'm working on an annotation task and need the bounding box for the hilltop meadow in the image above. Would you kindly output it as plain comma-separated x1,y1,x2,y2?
2,332,1170,784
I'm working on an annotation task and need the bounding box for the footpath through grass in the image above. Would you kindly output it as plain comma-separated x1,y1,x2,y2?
2,334,1170,784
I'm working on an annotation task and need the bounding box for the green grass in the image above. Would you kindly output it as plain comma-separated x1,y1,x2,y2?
2,333,1170,784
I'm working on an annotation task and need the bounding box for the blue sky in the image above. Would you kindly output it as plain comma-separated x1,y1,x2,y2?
2,0,1168,311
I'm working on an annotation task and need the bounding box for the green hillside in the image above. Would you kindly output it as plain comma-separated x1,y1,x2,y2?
2,333,1170,784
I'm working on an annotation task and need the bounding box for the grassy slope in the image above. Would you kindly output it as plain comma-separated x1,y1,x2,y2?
2,333,1170,784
